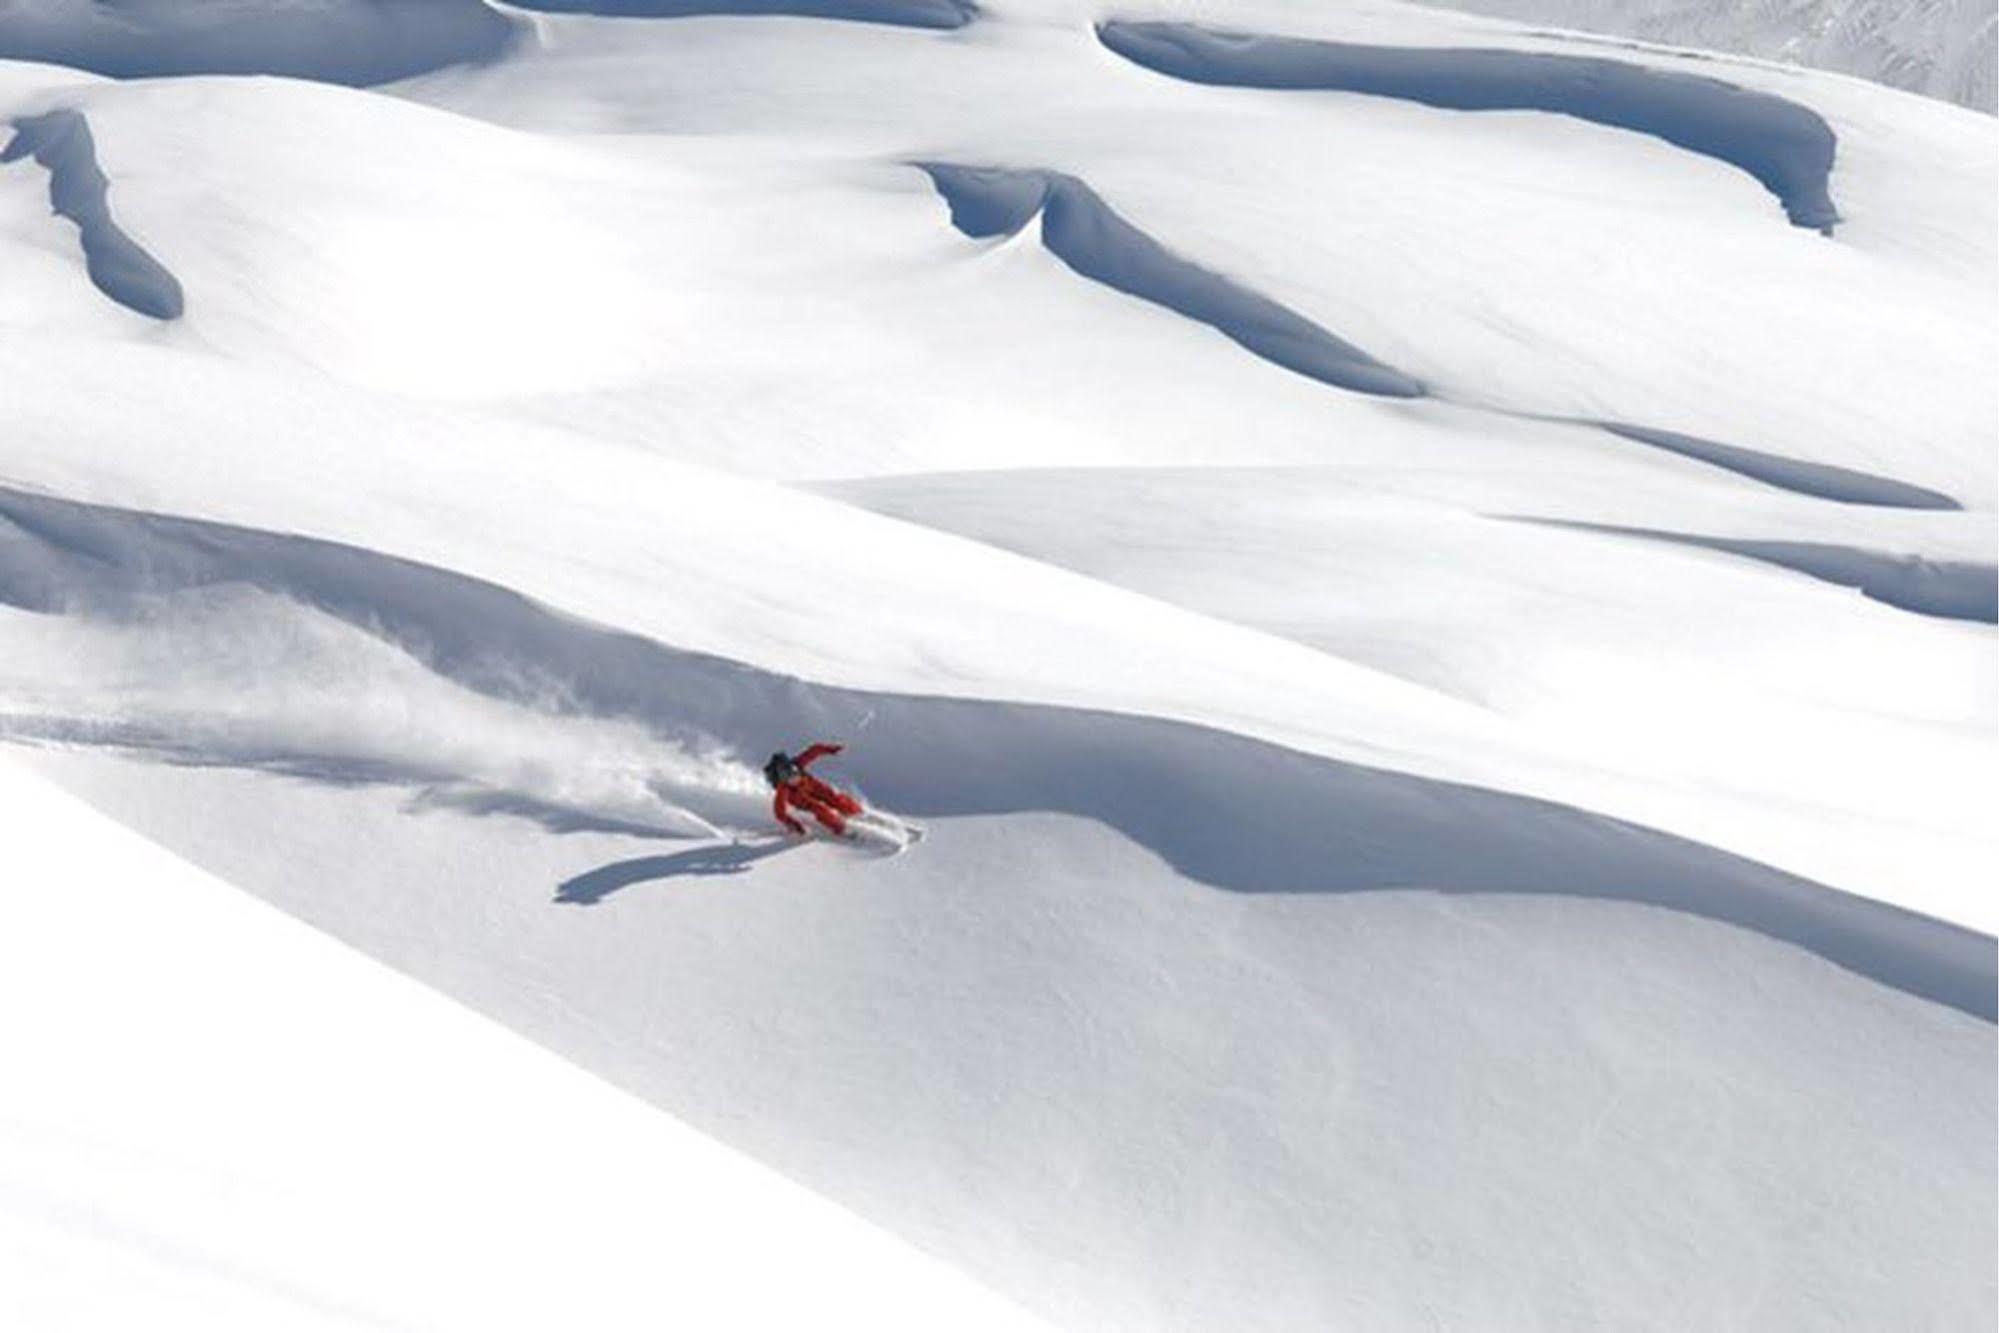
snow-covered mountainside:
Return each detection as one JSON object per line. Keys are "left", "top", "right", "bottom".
{"left": 2, "top": 0, "right": 1994, "bottom": 1328}
{"left": 0, "top": 756, "right": 1045, "bottom": 1333}
{"left": 1401, "top": 0, "right": 1999, "bottom": 113}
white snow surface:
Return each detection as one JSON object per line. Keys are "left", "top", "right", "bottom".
{"left": 1, "top": 0, "right": 1995, "bottom": 1328}
{"left": 0, "top": 755, "right": 1046, "bottom": 1333}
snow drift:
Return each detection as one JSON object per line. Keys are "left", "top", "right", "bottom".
{"left": 1399, "top": 0, "right": 1999, "bottom": 113}
{"left": 0, "top": 0, "right": 519, "bottom": 86}
{"left": 1097, "top": 20, "right": 1842, "bottom": 230}
{"left": 2, "top": 108, "right": 181, "bottom": 319}
{"left": 3, "top": 484, "right": 1988, "bottom": 1018}
{"left": 917, "top": 162, "right": 1426, "bottom": 398}
{"left": 1519, "top": 518, "right": 1999, "bottom": 622}
{"left": 1591, "top": 420, "right": 1964, "bottom": 508}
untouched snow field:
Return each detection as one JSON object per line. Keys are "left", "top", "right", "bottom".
{"left": 1, "top": 0, "right": 1994, "bottom": 1328}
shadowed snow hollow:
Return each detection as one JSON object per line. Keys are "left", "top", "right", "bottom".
{"left": 2, "top": 108, "right": 181, "bottom": 318}
{"left": 0, "top": 0, "right": 520, "bottom": 85}
{"left": 1399, "top": 0, "right": 1999, "bottom": 113}
{"left": 1097, "top": 20, "right": 1842, "bottom": 229}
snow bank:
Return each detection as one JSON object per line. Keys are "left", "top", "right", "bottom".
{"left": 1397, "top": 0, "right": 1998, "bottom": 114}
{"left": 1594, "top": 419, "right": 1963, "bottom": 508}
{"left": 4, "top": 483, "right": 1988, "bottom": 1017}
{"left": 1, "top": 108, "right": 180, "bottom": 319}
{"left": 917, "top": 162, "right": 1426, "bottom": 398}
{"left": 1097, "top": 20, "right": 1841, "bottom": 230}
{"left": 0, "top": 0, "right": 519, "bottom": 86}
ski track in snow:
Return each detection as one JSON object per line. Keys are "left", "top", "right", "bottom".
{"left": 2, "top": 484, "right": 1989, "bottom": 1019}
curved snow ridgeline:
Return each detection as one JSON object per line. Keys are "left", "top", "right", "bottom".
{"left": 1590, "top": 420, "right": 1963, "bottom": 508}
{"left": 914, "top": 159, "right": 1966, "bottom": 502}
{"left": 1098, "top": 20, "right": 1842, "bottom": 230}
{"left": 0, "top": 0, "right": 973, "bottom": 89}
{"left": 917, "top": 163, "right": 1426, "bottom": 398}
{"left": 1516, "top": 518, "right": 1998, "bottom": 623}
{"left": 1, "top": 109, "right": 181, "bottom": 320}
{"left": 0, "top": 0, "right": 520, "bottom": 86}
{"left": 2, "top": 484, "right": 1990, "bottom": 1019}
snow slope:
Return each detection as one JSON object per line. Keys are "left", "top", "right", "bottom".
{"left": 1, "top": 0, "right": 1994, "bottom": 1327}
{"left": 0, "top": 755, "right": 1046, "bottom": 1333}
{"left": 19, "top": 742, "right": 1992, "bottom": 1333}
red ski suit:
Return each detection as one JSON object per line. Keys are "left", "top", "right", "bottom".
{"left": 773, "top": 743, "right": 862, "bottom": 836}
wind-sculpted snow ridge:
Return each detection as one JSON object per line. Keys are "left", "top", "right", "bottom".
{"left": 1518, "top": 518, "right": 1998, "bottom": 623}
{"left": 1097, "top": 21, "right": 1841, "bottom": 231}
{"left": 917, "top": 163, "right": 1426, "bottom": 399}
{"left": 508, "top": 0, "right": 976, "bottom": 29}
{"left": 1, "top": 110, "right": 182, "bottom": 321}
{"left": 1, "top": 485, "right": 1988, "bottom": 1019}
{"left": 0, "top": 0, "right": 519, "bottom": 86}
{"left": 1596, "top": 421, "right": 1963, "bottom": 508}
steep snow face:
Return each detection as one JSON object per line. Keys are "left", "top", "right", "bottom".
{"left": 1096, "top": 20, "right": 1844, "bottom": 229}
{"left": 0, "top": 0, "right": 1994, "bottom": 1327}
{"left": 6, "top": 484, "right": 1989, "bottom": 1015}
{"left": 0, "top": 0, "right": 520, "bottom": 85}
{"left": 27, "top": 750, "right": 1997, "bottom": 1333}
{"left": 0, "top": 756, "right": 1047, "bottom": 1333}
{"left": 1400, "top": 0, "right": 1999, "bottom": 113}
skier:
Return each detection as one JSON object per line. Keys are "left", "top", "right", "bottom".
{"left": 764, "top": 742, "right": 863, "bottom": 838}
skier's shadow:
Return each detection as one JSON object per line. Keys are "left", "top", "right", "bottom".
{"left": 556, "top": 839, "right": 792, "bottom": 905}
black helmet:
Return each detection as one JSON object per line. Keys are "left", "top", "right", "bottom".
{"left": 763, "top": 751, "right": 799, "bottom": 788}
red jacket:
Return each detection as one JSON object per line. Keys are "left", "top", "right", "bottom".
{"left": 773, "top": 743, "right": 861, "bottom": 833}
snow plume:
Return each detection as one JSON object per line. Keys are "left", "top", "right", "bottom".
{"left": 0, "top": 583, "right": 763, "bottom": 840}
